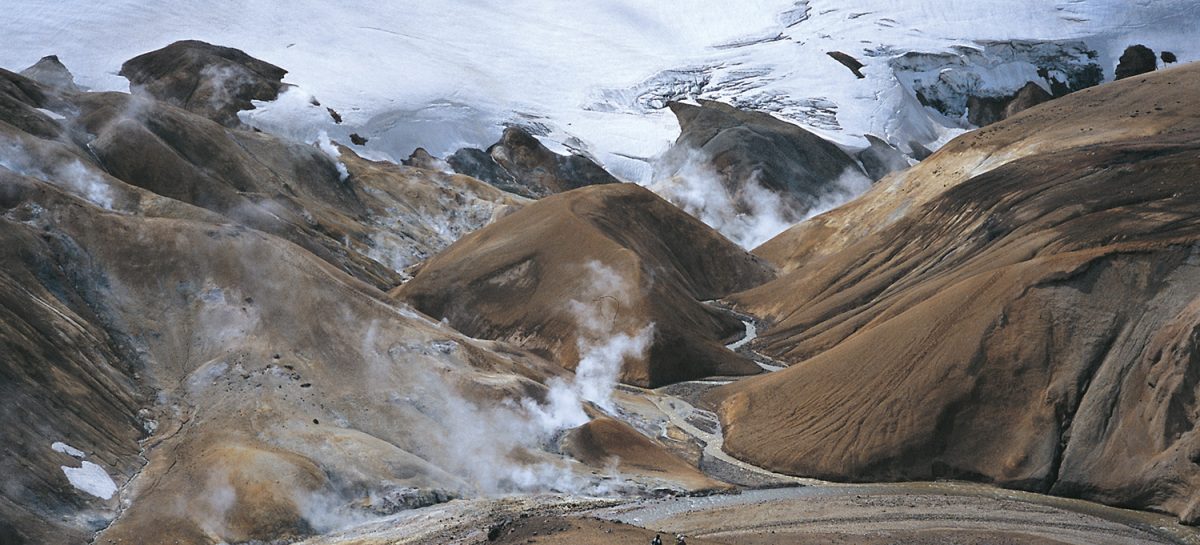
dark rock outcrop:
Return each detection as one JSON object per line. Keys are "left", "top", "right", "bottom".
{"left": 396, "top": 183, "right": 774, "bottom": 387}
{"left": 486, "top": 127, "right": 621, "bottom": 197}
{"left": 0, "top": 67, "right": 63, "bottom": 139}
{"left": 401, "top": 147, "right": 447, "bottom": 170}
{"left": 120, "top": 40, "right": 288, "bottom": 127}
{"left": 857, "top": 134, "right": 911, "bottom": 180}
{"left": 447, "top": 128, "right": 620, "bottom": 198}
{"left": 656, "top": 99, "right": 866, "bottom": 220}
{"left": 967, "top": 81, "right": 1054, "bottom": 127}
{"left": 19, "top": 55, "right": 79, "bottom": 92}
{"left": 827, "top": 51, "right": 865, "bottom": 78}
{"left": 446, "top": 147, "right": 525, "bottom": 196}
{"left": 1115, "top": 44, "right": 1157, "bottom": 80}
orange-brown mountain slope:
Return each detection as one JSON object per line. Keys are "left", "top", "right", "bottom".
{"left": 715, "top": 62, "right": 1200, "bottom": 524}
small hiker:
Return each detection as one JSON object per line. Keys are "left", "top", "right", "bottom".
{"left": 651, "top": 534, "right": 662, "bottom": 545}
{"left": 675, "top": 534, "right": 686, "bottom": 545}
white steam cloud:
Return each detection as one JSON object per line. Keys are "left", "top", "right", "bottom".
{"left": 0, "top": 137, "right": 116, "bottom": 210}
{"left": 526, "top": 261, "right": 654, "bottom": 428}
{"left": 374, "top": 261, "right": 652, "bottom": 497}
{"left": 648, "top": 148, "right": 871, "bottom": 249}
{"left": 315, "top": 130, "right": 350, "bottom": 181}
{"left": 197, "top": 64, "right": 254, "bottom": 113}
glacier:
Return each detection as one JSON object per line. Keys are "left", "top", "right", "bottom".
{"left": 3, "top": 1, "right": 1198, "bottom": 183}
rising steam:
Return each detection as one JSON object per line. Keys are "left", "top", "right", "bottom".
{"left": 648, "top": 148, "right": 871, "bottom": 249}
{"left": 0, "top": 136, "right": 116, "bottom": 209}
{"left": 525, "top": 260, "right": 654, "bottom": 427}
{"left": 402, "top": 261, "right": 652, "bottom": 495}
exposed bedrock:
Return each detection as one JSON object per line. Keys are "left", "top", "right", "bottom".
{"left": 857, "top": 134, "right": 913, "bottom": 181}
{"left": 967, "top": 81, "right": 1054, "bottom": 127}
{"left": 19, "top": 54, "right": 80, "bottom": 93}
{"left": 827, "top": 51, "right": 865, "bottom": 79}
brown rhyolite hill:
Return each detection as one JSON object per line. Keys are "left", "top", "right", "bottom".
{"left": 561, "top": 418, "right": 728, "bottom": 492}
{"left": 0, "top": 165, "right": 565, "bottom": 544}
{"left": 715, "top": 63, "right": 1200, "bottom": 524}
{"left": 755, "top": 60, "right": 1200, "bottom": 274}
{"left": 395, "top": 183, "right": 774, "bottom": 387}
{"left": 0, "top": 61, "right": 535, "bottom": 544}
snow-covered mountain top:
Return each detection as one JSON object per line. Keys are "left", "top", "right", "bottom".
{"left": 4, "top": 1, "right": 1198, "bottom": 181}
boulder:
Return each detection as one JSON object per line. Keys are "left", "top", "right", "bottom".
{"left": 1115, "top": 44, "right": 1157, "bottom": 80}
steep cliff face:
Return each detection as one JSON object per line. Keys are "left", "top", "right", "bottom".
{"left": 715, "top": 63, "right": 1200, "bottom": 524}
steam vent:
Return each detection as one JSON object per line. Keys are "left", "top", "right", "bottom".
{"left": 2, "top": 2, "right": 1200, "bottom": 544}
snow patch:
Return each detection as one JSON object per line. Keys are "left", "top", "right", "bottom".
{"left": 35, "top": 107, "right": 66, "bottom": 120}
{"left": 4, "top": 0, "right": 1199, "bottom": 169}
{"left": 51, "top": 441, "right": 85, "bottom": 458}
{"left": 62, "top": 461, "right": 118, "bottom": 500}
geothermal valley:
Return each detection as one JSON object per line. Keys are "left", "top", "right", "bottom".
{"left": 3, "top": 2, "right": 1200, "bottom": 544}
